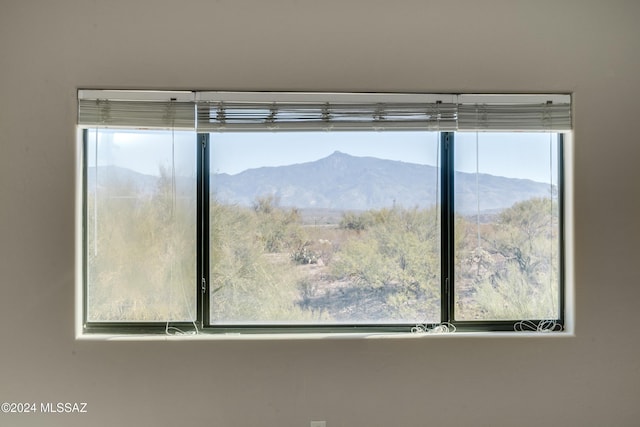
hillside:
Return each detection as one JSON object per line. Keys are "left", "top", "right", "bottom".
{"left": 87, "top": 151, "right": 554, "bottom": 214}
{"left": 213, "top": 151, "right": 553, "bottom": 213}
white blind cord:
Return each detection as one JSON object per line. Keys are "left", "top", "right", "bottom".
{"left": 549, "top": 131, "right": 556, "bottom": 316}
{"left": 94, "top": 128, "right": 99, "bottom": 257}
{"left": 476, "top": 131, "right": 481, "bottom": 251}
{"left": 166, "top": 109, "right": 199, "bottom": 335}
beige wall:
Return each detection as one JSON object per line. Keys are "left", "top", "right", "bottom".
{"left": 1, "top": 1, "right": 639, "bottom": 426}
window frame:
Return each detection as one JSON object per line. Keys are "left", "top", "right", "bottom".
{"left": 79, "top": 128, "right": 202, "bottom": 334}
{"left": 77, "top": 91, "right": 571, "bottom": 336}
{"left": 445, "top": 132, "right": 567, "bottom": 332}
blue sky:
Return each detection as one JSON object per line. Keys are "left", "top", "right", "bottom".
{"left": 211, "top": 131, "right": 558, "bottom": 184}
{"left": 210, "top": 132, "right": 438, "bottom": 174}
{"left": 87, "top": 130, "right": 559, "bottom": 184}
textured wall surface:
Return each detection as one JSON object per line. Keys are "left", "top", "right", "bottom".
{"left": 1, "top": 1, "right": 639, "bottom": 426}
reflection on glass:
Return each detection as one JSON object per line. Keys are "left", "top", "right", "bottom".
{"left": 209, "top": 131, "right": 441, "bottom": 324}
{"left": 86, "top": 130, "right": 197, "bottom": 322}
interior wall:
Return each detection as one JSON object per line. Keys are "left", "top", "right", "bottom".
{"left": 1, "top": 1, "right": 639, "bottom": 426}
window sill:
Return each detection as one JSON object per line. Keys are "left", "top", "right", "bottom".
{"left": 76, "top": 330, "right": 574, "bottom": 341}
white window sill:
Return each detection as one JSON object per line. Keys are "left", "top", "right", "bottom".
{"left": 76, "top": 330, "right": 574, "bottom": 341}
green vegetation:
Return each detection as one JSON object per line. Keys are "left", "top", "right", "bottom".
{"left": 88, "top": 176, "right": 559, "bottom": 324}
{"left": 87, "top": 168, "right": 197, "bottom": 321}
{"left": 455, "top": 198, "right": 559, "bottom": 320}
{"left": 331, "top": 207, "right": 441, "bottom": 321}
{"left": 210, "top": 199, "right": 322, "bottom": 322}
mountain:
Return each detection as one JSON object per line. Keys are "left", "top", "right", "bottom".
{"left": 86, "top": 165, "right": 195, "bottom": 197}
{"left": 213, "top": 151, "right": 554, "bottom": 213}
{"left": 213, "top": 151, "right": 438, "bottom": 211}
{"left": 86, "top": 152, "right": 555, "bottom": 214}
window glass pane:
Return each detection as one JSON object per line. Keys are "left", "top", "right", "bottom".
{"left": 209, "top": 131, "right": 441, "bottom": 324}
{"left": 454, "top": 132, "right": 560, "bottom": 320}
{"left": 86, "top": 129, "right": 197, "bottom": 322}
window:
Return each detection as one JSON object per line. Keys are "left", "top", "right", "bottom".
{"left": 453, "top": 132, "right": 562, "bottom": 323}
{"left": 77, "top": 91, "right": 571, "bottom": 335}
{"left": 208, "top": 130, "right": 442, "bottom": 326}
{"left": 84, "top": 129, "right": 197, "bottom": 322}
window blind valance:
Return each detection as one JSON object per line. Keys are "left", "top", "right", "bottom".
{"left": 457, "top": 94, "right": 572, "bottom": 131}
{"left": 78, "top": 90, "right": 572, "bottom": 131}
{"left": 196, "top": 101, "right": 459, "bottom": 131}
{"left": 78, "top": 90, "right": 195, "bottom": 129}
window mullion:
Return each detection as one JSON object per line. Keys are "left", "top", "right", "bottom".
{"left": 557, "top": 134, "right": 566, "bottom": 327}
{"left": 197, "top": 133, "right": 210, "bottom": 328}
{"left": 440, "top": 132, "right": 455, "bottom": 324}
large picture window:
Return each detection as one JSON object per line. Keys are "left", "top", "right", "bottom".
{"left": 77, "top": 91, "right": 571, "bottom": 335}
{"left": 208, "top": 131, "right": 441, "bottom": 325}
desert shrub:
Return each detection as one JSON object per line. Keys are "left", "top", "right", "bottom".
{"left": 290, "top": 241, "right": 318, "bottom": 265}
{"left": 253, "top": 195, "right": 306, "bottom": 253}
{"left": 456, "top": 198, "right": 559, "bottom": 320}
{"left": 331, "top": 207, "right": 441, "bottom": 320}
{"left": 209, "top": 199, "right": 320, "bottom": 322}
{"left": 473, "top": 264, "right": 558, "bottom": 319}
{"left": 339, "top": 211, "right": 373, "bottom": 231}
{"left": 87, "top": 168, "right": 197, "bottom": 321}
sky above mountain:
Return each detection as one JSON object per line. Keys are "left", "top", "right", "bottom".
{"left": 85, "top": 129, "right": 559, "bottom": 185}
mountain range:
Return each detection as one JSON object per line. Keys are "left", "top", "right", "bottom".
{"left": 213, "top": 151, "right": 553, "bottom": 214}
{"left": 88, "top": 151, "right": 554, "bottom": 214}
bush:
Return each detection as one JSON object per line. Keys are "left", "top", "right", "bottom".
{"left": 339, "top": 211, "right": 372, "bottom": 231}
{"left": 210, "top": 199, "right": 321, "bottom": 322}
{"left": 331, "top": 207, "right": 441, "bottom": 319}
{"left": 455, "top": 198, "right": 559, "bottom": 320}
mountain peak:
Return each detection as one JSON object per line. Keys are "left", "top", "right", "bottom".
{"left": 319, "top": 150, "right": 356, "bottom": 170}
{"left": 327, "top": 150, "right": 352, "bottom": 159}
{"left": 212, "top": 153, "right": 552, "bottom": 212}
